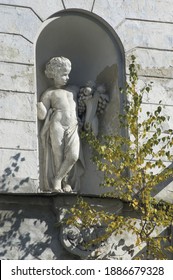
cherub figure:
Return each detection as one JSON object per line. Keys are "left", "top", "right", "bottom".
{"left": 37, "top": 57, "right": 81, "bottom": 193}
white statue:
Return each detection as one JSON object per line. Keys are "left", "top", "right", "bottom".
{"left": 37, "top": 57, "right": 82, "bottom": 193}
{"left": 78, "top": 81, "right": 109, "bottom": 136}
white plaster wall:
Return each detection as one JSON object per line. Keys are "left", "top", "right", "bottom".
{"left": 0, "top": 0, "right": 172, "bottom": 199}
{"left": 0, "top": 0, "right": 172, "bottom": 261}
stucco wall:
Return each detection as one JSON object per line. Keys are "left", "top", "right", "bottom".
{"left": 0, "top": 0, "right": 173, "bottom": 195}
{"left": 0, "top": 0, "right": 173, "bottom": 259}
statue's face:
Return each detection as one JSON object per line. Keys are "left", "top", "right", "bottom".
{"left": 53, "top": 66, "right": 71, "bottom": 87}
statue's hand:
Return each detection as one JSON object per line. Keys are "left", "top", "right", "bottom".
{"left": 37, "top": 102, "right": 47, "bottom": 120}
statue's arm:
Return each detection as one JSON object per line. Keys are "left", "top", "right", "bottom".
{"left": 37, "top": 89, "right": 51, "bottom": 120}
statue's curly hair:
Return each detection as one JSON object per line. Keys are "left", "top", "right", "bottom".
{"left": 45, "top": 57, "right": 71, "bottom": 79}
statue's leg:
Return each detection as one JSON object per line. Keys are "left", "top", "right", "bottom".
{"left": 50, "top": 124, "right": 64, "bottom": 192}
{"left": 54, "top": 125, "right": 80, "bottom": 192}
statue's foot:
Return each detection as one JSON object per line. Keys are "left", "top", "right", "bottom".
{"left": 53, "top": 188, "right": 63, "bottom": 193}
{"left": 53, "top": 178, "right": 63, "bottom": 193}
{"left": 63, "top": 184, "right": 73, "bottom": 193}
{"left": 42, "top": 186, "right": 50, "bottom": 192}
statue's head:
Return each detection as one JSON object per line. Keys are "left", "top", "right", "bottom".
{"left": 45, "top": 57, "right": 71, "bottom": 87}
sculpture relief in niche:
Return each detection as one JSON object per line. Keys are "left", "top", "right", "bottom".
{"left": 37, "top": 57, "right": 109, "bottom": 193}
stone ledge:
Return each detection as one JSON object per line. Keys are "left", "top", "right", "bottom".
{"left": 0, "top": 192, "right": 124, "bottom": 210}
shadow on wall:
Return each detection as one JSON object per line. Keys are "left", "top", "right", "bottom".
{"left": 115, "top": 239, "right": 135, "bottom": 258}
{"left": 95, "top": 237, "right": 135, "bottom": 260}
{"left": 0, "top": 153, "right": 30, "bottom": 192}
{"left": 152, "top": 162, "right": 173, "bottom": 197}
{"left": 0, "top": 204, "right": 59, "bottom": 259}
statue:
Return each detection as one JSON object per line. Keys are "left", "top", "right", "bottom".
{"left": 37, "top": 57, "right": 82, "bottom": 193}
{"left": 78, "top": 81, "right": 109, "bottom": 136}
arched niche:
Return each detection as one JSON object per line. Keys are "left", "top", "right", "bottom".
{"left": 35, "top": 9, "right": 125, "bottom": 195}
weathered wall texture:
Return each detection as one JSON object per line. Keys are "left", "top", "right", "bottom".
{"left": 0, "top": 0, "right": 173, "bottom": 259}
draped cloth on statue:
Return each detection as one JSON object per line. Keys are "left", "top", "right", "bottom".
{"left": 40, "top": 108, "right": 85, "bottom": 192}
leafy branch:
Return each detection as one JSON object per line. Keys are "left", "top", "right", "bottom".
{"left": 65, "top": 55, "right": 173, "bottom": 259}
